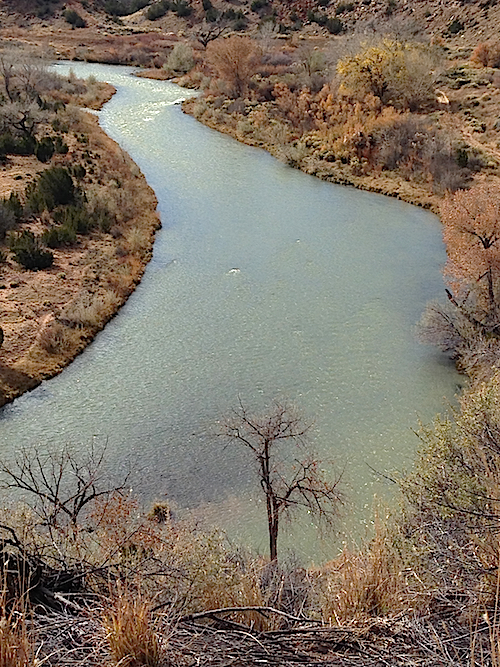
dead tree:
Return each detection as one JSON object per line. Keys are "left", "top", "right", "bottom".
{"left": 220, "top": 400, "right": 344, "bottom": 561}
{"left": 0, "top": 441, "right": 129, "bottom": 529}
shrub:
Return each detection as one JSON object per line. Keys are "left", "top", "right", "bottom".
{"left": 105, "top": 0, "right": 149, "bottom": 15}
{"left": 146, "top": 0, "right": 170, "bottom": 20}
{"left": 206, "top": 36, "right": 262, "bottom": 98}
{"left": 35, "top": 137, "right": 55, "bottom": 163}
{"left": 172, "top": 0, "right": 192, "bottom": 17}
{"left": 0, "top": 133, "right": 36, "bottom": 157}
{"left": 54, "top": 136, "right": 69, "bottom": 154}
{"left": 5, "top": 193, "right": 23, "bottom": 222}
{"left": 26, "top": 167, "right": 76, "bottom": 212}
{"left": 63, "top": 8, "right": 87, "bottom": 27}
{"left": 251, "top": 0, "right": 268, "bottom": 10}
{"left": 326, "top": 17, "right": 343, "bottom": 33}
{"left": 337, "top": 39, "right": 436, "bottom": 110}
{"left": 471, "top": 41, "right": 500, "bottom": 68}
{"left": 0, "top": 201, "right": 15, "bottom": 240}
{"left": 336, "top": 1, "right": 354, "bottom": 13}
{"left": 71, "top": 164, "right": 87, "bottom": 179}
{"left": 41, "top": 224, "right": 77, "bottom": 248}
{"left": 8, "top": 230, "right": 54, "bottom": 270}
{"left": 53, "top": 205, "right": 93, "bottom": 235}
{"left": 448, "top": 19, "right": 464, "bottom": 35}
{"left": 166, "top": 43, "right": 195, "bottom": 74}
{"left": 37, "top": 320, "right": 71, "bottom": 354}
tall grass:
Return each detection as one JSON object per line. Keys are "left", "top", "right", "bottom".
{"left": 103, "top": 591, "right": 162, "bottom": 667}
{"left": 0, "top": 569, "right": 35, "bottom": 667}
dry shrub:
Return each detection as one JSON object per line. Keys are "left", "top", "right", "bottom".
{"left": 206, "top": 36, "right": 262, "bottom": 98}
{"left": 471, "top": 42, "right": 500, "bottom": 68}
{"left": 62, "top": 290, "right": 121, "bottom": 329}
{"left": 103, "top": 591, "right": 162, "bottom": 667}
{"left": 126, "top": 228, "right": 150, "bottom": 256}
{"left": 318, "top": 522, "right": 404, "bottom": 623}
{"left": 0, "top": 570, "right": 34, "bottom": 667}
{"left": 36, "top": 319, "right": 72, "bottom": 355}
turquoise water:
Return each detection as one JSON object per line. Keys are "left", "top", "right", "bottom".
{"left": 0, "top": 63, "right": 459, "bottom": 560}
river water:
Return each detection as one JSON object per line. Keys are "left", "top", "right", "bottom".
{"left": 0, "top": 63, "right": 460, "bottom": 560}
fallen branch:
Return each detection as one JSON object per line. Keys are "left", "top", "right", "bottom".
{"left": 180, "top": 606, "right": 321, "bottom": 625}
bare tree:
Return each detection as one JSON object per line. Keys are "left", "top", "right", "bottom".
{"left": 0, "top": 55, "right": 16, "bottom": 102}
{"left": 195, "top": 19, "right": 230, "bottom": 48}
{"left": 219, "top": 400, "right": 344, "bottom": 561}
{"left": 0, "top": 442, "right": 129, "bottom": 529}
{"left": 206, "top": 36, "right": 262, "bottom": 98}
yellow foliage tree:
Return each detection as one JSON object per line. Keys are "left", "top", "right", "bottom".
{"left": 336, "top": 39, "right": 436, "bottom": 111}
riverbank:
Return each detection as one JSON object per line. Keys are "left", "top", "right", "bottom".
{"left": 0, "top": 78, "right": 160, "bottom": 407}
{"left": 182, "top": 95, "right": 445, "bottom": 213}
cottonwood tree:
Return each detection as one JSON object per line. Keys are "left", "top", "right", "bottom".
{"left": 442, "top": 185, "right": 500, "bottom": 329}
{"left": 418, "top": 185, "right": 500, "bottom": 371}
{"left": 219, "top": 400, "right": 344, "bottom": 561}
{"left": 206, "top": 36, "right": 262, "bottom": 98}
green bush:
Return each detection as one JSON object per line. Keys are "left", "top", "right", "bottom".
{"left": 71, "top": 164, "right": 87, "bottom": 179}
{"left": 251, "top": 0, "right": 268, "bottom": 11}
{"left": 54, "top": 136, "right": 69, "bottom": 154}
{"left": 8, "top": 230, "right": 54, "bottom": 270}
{"left": 326, "top": 17, "right": 343, "bottom": 33}
{"left": 42, "top": 224, "right": 77, "bottom": 248}
{"left": 146, "top": 0, "right": 170, "bottom": 20}
{"left": 4, "top": 193, "right": 23, "bottom": 222}
{"left": 35, "top": 137, "right": 55, "bottom": 163}
{"left": 205, "top": 7, "right": 218, "bottom": 21}
{"left": 26, "top": 167, "right": 76, "bottom": 213}
{"left": 172, "top": 0, "right": 192, "bottom": 16}
{"left": 0, "top": 201, "right": 16, "bottom": 240}
{"left": 0, "top": 133, "right": 36, "bottom": 157}
{"left": 448, "top": 19, "right": 464, "bottom": 34}
{"left": 63, "top": 8, "right": 87, "bottom": 27}
{"left": 105, "top": 0, "right": 149, "bottom": 14}
{"left": 53, "top": 205, "right": 93, "bottom": 235}
{"left": 336, "top": 1, "right": 354, "bottom": 13}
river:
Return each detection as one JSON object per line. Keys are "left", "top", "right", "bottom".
{"left": 0, "top": 63, "right": 460, "bottom": 560}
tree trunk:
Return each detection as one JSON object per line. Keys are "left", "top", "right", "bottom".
{"left": 488, "top": 267, "right": 496, "bottom": 316}
{"left": 269, "top": 517, "right": 278, "bottom": 561}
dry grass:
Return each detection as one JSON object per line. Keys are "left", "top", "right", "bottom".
{"left": 62, "top": 290, "right": 122, "bottom": 329}
{"left": 318, "top": 521, "right": 406, "bottom": 624}
{"left": 103, "top": 591, "right": 163, "bottom": 667}
{"left": 35, "top": 319, "right": 72, "bottom": 355}
{"left": 0, "top": 570, "right": 35, "bottom": 667}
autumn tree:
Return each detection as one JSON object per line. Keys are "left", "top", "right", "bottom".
{"left": 206, "top": 36, "right": 262, "bottom": 98}
{"left": 442, "top": 185, "right": 500, "bottom": 329}
{"left": 219, "top": 400, "right": 343, "bottom": 561}
{"left": 336, "top": 39, "right": 436, "bottom": 111}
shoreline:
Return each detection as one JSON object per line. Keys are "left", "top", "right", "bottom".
{"left": 181, "top": 97, "right": 444, "bottom": 215}
{"left": 0, "top": 86, "right": 161, "bottom": 408}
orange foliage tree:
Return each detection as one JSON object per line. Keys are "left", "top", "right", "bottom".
{"left": 206, "top": 36, "right": 262, "bottom": 98}
{"left": 442, "top": 185, "right": 500, "bottom": 328}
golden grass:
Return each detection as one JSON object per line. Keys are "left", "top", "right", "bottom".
{"left": 0, "top": 570, "right": 35, "bottom": 667}
{"left": 62, "top": 290, "right": 122, "bottom": 329}
{"left": 103, "top": 591, "right": 162, "bottom": 667}
{"left": 319, "top": 521, "right": 405, "bottom": 624}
